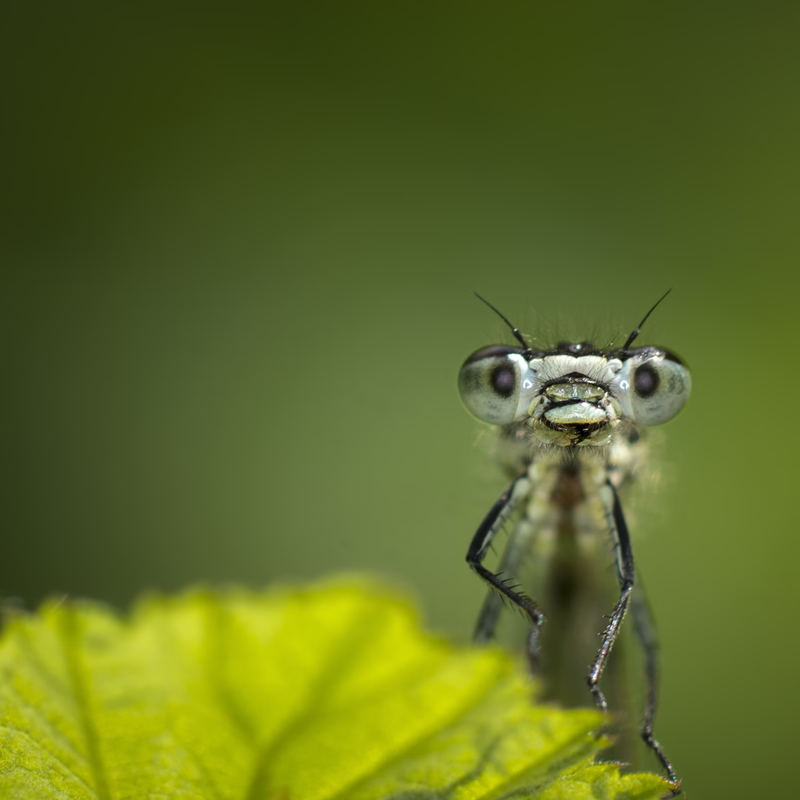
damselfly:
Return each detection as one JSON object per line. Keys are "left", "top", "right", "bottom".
{"left": 458, "top": 292, "right": 689, "bottom": 796}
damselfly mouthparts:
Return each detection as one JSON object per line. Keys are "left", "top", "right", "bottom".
{"left": 459, "top": 292, "right": 689, "bottom": 796}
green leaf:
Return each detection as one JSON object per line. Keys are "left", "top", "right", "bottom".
{"left": 0, "top": 579, "right": 671, "bottom": 800}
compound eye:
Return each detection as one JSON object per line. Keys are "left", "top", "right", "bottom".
{"left": 458, "top": 346, "right": 532, "bottom": 424}
{"left": 627, "top": 351, "right": 691, "bottom": 425}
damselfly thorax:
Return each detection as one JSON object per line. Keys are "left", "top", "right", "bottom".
{"left": 481, "top": 427, "right": 644, "bottom": 709}
{"left": 458, "top": 294, "right": 690, "bottom": 797}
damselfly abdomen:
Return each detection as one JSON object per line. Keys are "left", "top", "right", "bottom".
{"left": 458, "top": 293, "right": 689, "bottom": 796}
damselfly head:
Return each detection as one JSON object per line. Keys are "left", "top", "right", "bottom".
{"left": 458, "top": 295, "right": 691, "bottom": 448}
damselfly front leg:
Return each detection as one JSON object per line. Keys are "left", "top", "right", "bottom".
{"left": 465, "top": 474, "right": 547, "bottom": 666}
{"left": 587, "top": 479, "right": 635, "bottom": 711}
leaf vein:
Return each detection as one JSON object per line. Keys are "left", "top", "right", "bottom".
{"left": 0, "top": 722, "right": 96, "bottom": 797}
{"left": 1, "top": 675, "right": 87, "bottom": 763}
{"left": 323, "top": 672, "right": 505, "bottom": 800}
{"left": 472, "top": 726, "right": 599, "bottom": 800}
{"left": 241, "top": 605, "right": 394, "bottom": 800}
{"left": 59, "top": 608, "right": 112, "bottom": 800}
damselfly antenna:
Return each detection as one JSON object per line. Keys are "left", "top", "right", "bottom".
{"left": 473, "top": 292, "right": 533, "bottom": 356}
{"left": 621, "top": 288, "right": 672, "bottom": 350}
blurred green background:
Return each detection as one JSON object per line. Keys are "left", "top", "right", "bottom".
{"left": 4, "top": 3, "right": 799, "bottom": 797}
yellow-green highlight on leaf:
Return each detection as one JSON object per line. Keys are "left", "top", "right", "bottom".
{"left": 0, "top": 579, "right": 672, "bottom": 800}
{"left": 517, "top": 764, "right": 672, "bottom": 800}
